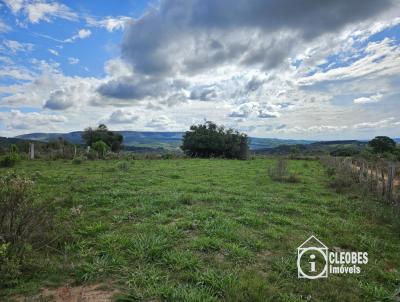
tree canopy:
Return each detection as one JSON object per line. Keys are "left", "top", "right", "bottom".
{"left": 368, "top": 136, "right": 396, "bottom": 154}
{"left": 181, "top": 121, "right": 249, "bottom": 159}
{"left": 82, "top": 124, "right": 123, "bottom": 152}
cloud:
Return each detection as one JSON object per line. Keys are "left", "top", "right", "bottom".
{"left": 2, "top": 39, "right": 34, "bottom": 54}
{"left": 228, "top": 103, "right": 257, "bottom": 118}
{"left": 107, "top": 109, "right": 139, "bottom": 123}
{"left": 298, "top": 38, "right": 400, "bottom": 86}
{"left": 189, "top": 86, "right": 217, "bottom": 101}
{"left": 3, "top": 0, "right": 25, "bottom": 14}
{"left": 121, "top": 0, "right": 393, "bottom": 77}
{"left": 86, "top": 16, "right": 132, "bottom": 32}
{"left": 0, "top": 109, "right": 67, "bottom": 130}
{"left": 353, "top": 93, "right": 383, "bottom": 104}
{"left": 353, "top": 117, "right": 397, "bottom": 129}
{"left": 64, "top": 29, "right": 91, "bottom": 43}
{"left": 228, "top": 102, "right": 280, "bottom": 119}
{"left": 4, "top": 0, "right": 78, "bottom": 24}
{"left": 145, "top": 115, "right": 178, "bottom": 130}
{"left": 48, "top": 48, "right": 59, "bottom": 56}
{"left": 68, "top": 57, "right": 79, "bottom": 64}
{"left": 0, "top": 65, "right": 35, "bottom": 80}
{"left": 97, "top": 72, "right": 188, "bottom": 103}
{"left": 44, "top": 89, "right": 75, "bottom": 110}
{"left": 258, "top": 110, "right": 280, "bottom": 118}
{"left": 245, "top": 76, "right": 264, "bottom": 92}
{"left": 0, "top": 19, "right": 11, "bottom": 32}
{"left": 97, "top": 76, "right": 168, "bottom": 100}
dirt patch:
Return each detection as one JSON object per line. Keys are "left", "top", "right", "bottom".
{"left": 17, "top": 283, "right": 117, "bottom": 302}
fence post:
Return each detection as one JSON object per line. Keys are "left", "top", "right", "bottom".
{"left": 29, "top": 142, "right": 35, "bottom": 160}
{"left": 386, "top": 163, "right": 395, "bottom": 203}
{"left": 358, "top": 161, "right": 363, "bottom": 183}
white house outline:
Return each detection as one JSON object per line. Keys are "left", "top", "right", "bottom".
{"left": 298, "top": 235, "right": 328, "bottom": 249}
{"left": 297, "top": 235, "right": 328, "bottom": 279}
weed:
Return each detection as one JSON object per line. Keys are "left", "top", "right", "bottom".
{"left": 117, "top": 161, "right": 130, "bottom": 171}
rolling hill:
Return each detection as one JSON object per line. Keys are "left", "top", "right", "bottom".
{"left": 12, "top": 132, "right": 399, "bottom": 153}
{"left": 15, "top": 131, "right": 315, "bottom": 151}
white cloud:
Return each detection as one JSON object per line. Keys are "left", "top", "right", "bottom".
{"left": 3, "top": 0, "right": 24, "bottom": 14}
{"left": 146, "top": 115, "right": 179, "bottom": 130}
{"left": 86, "top": 16, "right": 132, "bottom": 32}
{"left": 298, "top": 38, "right": 400, "bottom": 86}
{"left": 0, "top": 110, "right": 67, "bottom": 130}
{"left": 107, "top": 109, "right": 139, "bottom": 124}
{"left": 229, "top": 102, "right": 281, "bottom": 119}
{"left": 2, "top": 39, "right": 34, "bottom": 54}
{"left": 0, "top": 65, "right": 35, "bottom": 80}
{"left": 353, "top": 93, "right": 383, "bottom": 104}
{"left": 353, "top": 117, "right": 397, "bottom": 130}
{"left": 0, "top": 19, "right": 11, "bottom": 32}
{"left": 4, "top": 0, "right": 78, "bottom": 24}
{"left": 64, "top": 29, "right": 91, "bottom": 43}
{"left": 48, "top": 48, "right": 59, "bottom": 56}
{"left": 68, "top": 57, "right": 79, "bottom": 64}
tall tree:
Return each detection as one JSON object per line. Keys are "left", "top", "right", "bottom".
{"left": 368, "top": 136, "right": 396, "bottom": 153}
{"left": 82, "top": 124, "right": 123, "bottom": 152}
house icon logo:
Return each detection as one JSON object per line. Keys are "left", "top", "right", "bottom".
{"left": 297, "top": 235, "right": 328, "bottom": 279}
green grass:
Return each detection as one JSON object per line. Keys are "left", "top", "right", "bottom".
{"left": 1, "top": 158, "right": 400, "bottom": 301}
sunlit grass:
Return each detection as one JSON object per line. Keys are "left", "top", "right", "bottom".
{"left": 1, "top": 158, "right": 399, "bottom": 301}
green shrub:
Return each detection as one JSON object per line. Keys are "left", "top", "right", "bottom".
{"left": 161, "top": 153, "right": 175, "bottom": 160}
{"left": 329, "top": 175, "right": 353, "bottom": 193}
{"left": 326, "top": 167, "right": 336, "bottom": 177}
{"left": 0, "top": 173, "right": 70, "bottom": 288}
{"left": 71, "top": 157, "right": 84, "bottom": 165}
{"left": 117, "top": 161, "right": 129, "bottom": 171}
{"left": 9, "top": 144, "right": 19, "bottom": 154}
{"left": 0, "top": 153, "right": 19, "bottom": 168}
{"left": 268, "top": 158, "right": 288, "bottom": 181}
{"left": 87, "top": 149, "right": 98, "bottom": 160}
{"left": 92, "top": 140, "right": 110, "bottom": 158}
{"left": 268, "top": 158, "right": 300, "bottom": 183}
{"left": 287, "top": 174, "right": 301, "bottom": 183}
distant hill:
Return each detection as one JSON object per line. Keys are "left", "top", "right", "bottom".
{"left": 15, "top": 131, "right": 315, "bottom": 151}
{"left": 0, "top": 136, "right": 47, "bottom": 153}
{"left": 13, "top": 132, "right": 399, "bottom": 152}
{"left": 255, "top": 140, "right": 368, "bottom": 155}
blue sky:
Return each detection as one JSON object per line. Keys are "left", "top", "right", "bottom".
{"left": 0, "top": 0, "right": 399, "bottom": 139}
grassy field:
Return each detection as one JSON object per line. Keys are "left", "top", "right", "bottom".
{"left": 1, "top": 158, "right": 400, "bottom": 301}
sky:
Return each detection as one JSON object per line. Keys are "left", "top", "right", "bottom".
{"left": 0, "top": 0, "right": 399, "bottom": 140}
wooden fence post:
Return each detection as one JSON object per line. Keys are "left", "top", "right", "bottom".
{"left": 29, "top": 142, "right": 35, "bottom": 160}
{"left": 386, "top": 163, "right": 395, "bottom": 203}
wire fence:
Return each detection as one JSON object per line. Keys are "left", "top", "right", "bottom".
{"left": 321, "top": 156, "right": 400, "bottom": 208}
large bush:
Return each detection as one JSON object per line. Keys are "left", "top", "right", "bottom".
{"left": 92, "top": 140, "right": 110, "bottom": 158}
{"left": 82, "top": 124, "right": 123, "bottom": 152}
{"left": 0, "top": 153, "right": 19, "bottom": 168}
{"left": 0, "top": 145, "right": 20, "bottom": 168}
{"left": 0, "top": 173, "right": 69, "bottom": 288}
{"left": 181, "top": 121, "right": 249, "bottom": 159}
